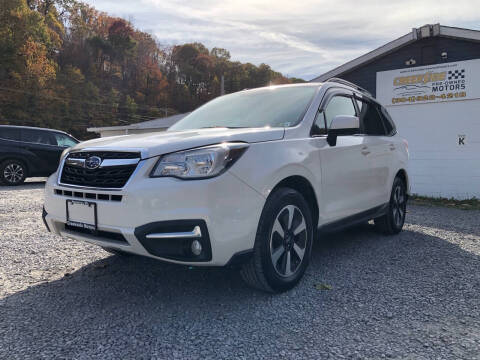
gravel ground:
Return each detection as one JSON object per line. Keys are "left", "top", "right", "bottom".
{"left": 1, "top": 181, "right": 479, "bottom": 359}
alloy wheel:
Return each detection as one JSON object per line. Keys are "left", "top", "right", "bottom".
{"left": 3, "top": 163, "right": 24, "bottom": 184}
{"left": 392, "top": 183, "right": 406, "bottom": 227}
{"left": 269, "top": 205, "right": 307, "bottom": 277}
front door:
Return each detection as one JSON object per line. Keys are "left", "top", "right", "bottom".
{"left": 315, "top": 93, "right": 372, "bottom": 223}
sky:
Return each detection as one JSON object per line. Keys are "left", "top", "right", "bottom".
{"left": 83, "top": 0, "right": 480, "bottom": 80}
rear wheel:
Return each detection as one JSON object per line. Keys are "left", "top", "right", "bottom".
{"left": 374, "top": 176, "right": 407, "bottom": 234}
{"left": 1, "top": 160, "right": 27, "bottom": 186}
{"left": 240, "top": 188, "right": 314, "bottom": 292}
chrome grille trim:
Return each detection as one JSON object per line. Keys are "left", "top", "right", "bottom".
{"left": 65, "top": 158, "right": 140, "bottom": 168}
{"left": 57, "top": 150, "right": 146, "bottom": 190}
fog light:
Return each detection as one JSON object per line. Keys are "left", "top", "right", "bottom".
{"left": 191, "top": 240, "right": 202, "bottom": 256}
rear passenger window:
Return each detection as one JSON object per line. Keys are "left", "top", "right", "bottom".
{"left": 379, "top": 106, "right": 396, "bottom": 135}
{"left": 0, "top": 127, "right": 21, "bottom": 141}
{"left": 356, "top": 99, "right": 386, "bottom": 135}
{"left": 22, "top": 129, "right": 56, "bottom": 145}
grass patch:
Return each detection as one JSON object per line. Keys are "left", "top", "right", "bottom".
{"left": 410, "top": 194, "right": 480, "bottom": 210}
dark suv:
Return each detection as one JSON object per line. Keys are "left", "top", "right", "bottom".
{"left": 0, "top": 125, "right": 79, "bottom": 185}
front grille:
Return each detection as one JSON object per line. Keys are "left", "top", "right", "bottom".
{"left": 60, "top": 151, "right": 140, "bottom": 188}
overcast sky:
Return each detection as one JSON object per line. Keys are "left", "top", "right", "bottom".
{"left": 84, "top": 0, "right": 480, "bottom": 80}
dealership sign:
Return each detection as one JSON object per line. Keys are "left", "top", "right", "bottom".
{"left": 376, "top": 59, "right": 480, "bottom": 106}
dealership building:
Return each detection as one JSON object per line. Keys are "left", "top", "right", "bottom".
{"left": 313, "top": 24, "right": 480, "bottom": 199}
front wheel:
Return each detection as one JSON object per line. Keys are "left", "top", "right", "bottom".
{"left": 240, "top": 188, "right": 314, "bottom": 292}
{"left": 374, "top": 176, "right": 407, "bottom": 234}
{"left": 0, "top": 160, "right": 27, "bottom": 186}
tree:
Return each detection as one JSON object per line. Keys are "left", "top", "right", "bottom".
{"left": 0, "top": 0, "right": 304, "bottom": 138}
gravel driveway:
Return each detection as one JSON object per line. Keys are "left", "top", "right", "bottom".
{"left": 1, "top": 182, "right": 479, "bottom": 359}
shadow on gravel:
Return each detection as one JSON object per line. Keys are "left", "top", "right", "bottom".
{"left": 1, "top": 223, "right": 479, "bottom": 358}
{"left": 0, "top": 181, "right": 45, "bottom": 191}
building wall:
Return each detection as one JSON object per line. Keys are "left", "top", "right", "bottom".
{"left": 371, "top": 57, "right": 480, "bottom": 199}
{"left": 338, "top": 37, "right": 480, "bottom": 96}
{"left": 389, "top": 100, "right": 480, "bottom": 199}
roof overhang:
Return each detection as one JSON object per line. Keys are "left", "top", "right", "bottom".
{"left": 311, "top": 24, "right": 480, "bottom": 82}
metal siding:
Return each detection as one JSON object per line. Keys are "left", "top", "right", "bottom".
{"left": 337, "top": 37, "right": 480, "bottom": 97}
{"left": 388, "top": 100, "right": 480, "bottom": 199}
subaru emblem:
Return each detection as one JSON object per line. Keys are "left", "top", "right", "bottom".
{"left": 85, "top": 156, "right": 102, "bottom": 170}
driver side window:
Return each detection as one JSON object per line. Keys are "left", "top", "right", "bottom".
{"left": 324, "top": 96, "right": 356, "bottom": 128}
{"left": 312, "top": 95, "right": 357, "bottom": 136}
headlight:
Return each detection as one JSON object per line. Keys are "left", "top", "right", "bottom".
{"left": 150, "top": 142, "right": 249, "bottom": 179}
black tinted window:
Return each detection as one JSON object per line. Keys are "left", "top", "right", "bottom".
{"left": 0, "top": 127, "right": 21, "bottom": 141}
{"left": 22, "top": 129, "right": 56, "bottom": 145}
{"left": 356, "top": 99, "right": 386, "bottom": 135}
{"left": 312, "top": 112, "right": 326, "bottom": 135}
{"left": 379, "top": 106, "right": 396, "bottom": 135}
{"left": 324, "top": 96, "right": 356, "bottom": 128}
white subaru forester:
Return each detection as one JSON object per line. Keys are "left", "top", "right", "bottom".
{"left": 43, "top": 79, "right": 409, "bottom": 292}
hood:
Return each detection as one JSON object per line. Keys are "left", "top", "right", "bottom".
{"left": 72, "top": 127, "right": 284, "bottom": 158}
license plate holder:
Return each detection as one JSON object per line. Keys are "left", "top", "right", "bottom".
{"left": 66, "top": 200, "right": 97, "bottom": 231}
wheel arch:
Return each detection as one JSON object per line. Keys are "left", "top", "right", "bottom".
{"left": 270, "top": 175, "right": 319, "bottom": 228}
{"left": 395, "top": 168, "right": 409, "bottom": 194}
{"left": 0, "top": 156, "right": 30, "bottom": 175}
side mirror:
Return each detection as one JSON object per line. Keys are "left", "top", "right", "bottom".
{"left": 327, "top": 115, "right": 359, "bottom": 146}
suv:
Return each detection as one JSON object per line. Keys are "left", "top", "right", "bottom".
{"left": 43, "top": 80, "right": 409, "bottom": 292}
{"left": 0, "top": 125, "right": 78, "bottom": 185}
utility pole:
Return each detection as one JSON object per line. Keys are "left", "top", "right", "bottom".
{"left": 220, "top": 75, "right": 225, "bottom": 96}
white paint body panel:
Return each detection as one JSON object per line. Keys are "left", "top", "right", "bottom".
{"left": 44, "top": 83, "right": 409, "bottom": 266}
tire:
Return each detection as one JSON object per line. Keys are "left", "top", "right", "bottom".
{"left": 102, "top": 247, "right": 132, "bottom": 257}
{"left": 0, "top": 160, "right": 27, "bottom": 186}
{"left": 240, "top": 187, "right": 314, "bottom": 293}
{"left": 374, "top": 176, "right": 407, "bottom": 234}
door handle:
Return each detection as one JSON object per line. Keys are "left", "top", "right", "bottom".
{"left": 361, "top": 146, "right": 370, "bottom": 156}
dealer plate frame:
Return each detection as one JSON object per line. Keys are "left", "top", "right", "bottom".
{"left": 65, "top": 200, "right": 98, "bottom": 232}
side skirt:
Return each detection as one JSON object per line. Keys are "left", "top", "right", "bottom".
{"left": 318, "top": 203, "right": 389, "bottom": 234}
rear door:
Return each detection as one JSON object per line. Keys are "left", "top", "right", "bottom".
{"left": 316, "top": 91, "right": 372, "bottom": 222}
{"left": 21, "top": 129, "right": 62, "bottom": 175}
{"left": 354, "top": 97, "right": 393, "bottom": 206}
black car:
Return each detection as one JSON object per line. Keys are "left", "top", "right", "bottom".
{"left": 0, "top": 125, "right": 79, "bottom": 185}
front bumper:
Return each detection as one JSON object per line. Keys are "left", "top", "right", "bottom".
{"left": 43, "top": 157, "right": 266, "bottom": 266}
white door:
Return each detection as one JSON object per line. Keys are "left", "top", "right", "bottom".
{"left": 315, "top": 94, "right": 372, "bottom": 223}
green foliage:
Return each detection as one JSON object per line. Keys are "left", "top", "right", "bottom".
{"left": 410, "top": 195, "right": 480, "bottom": 210}
{"left": 0, "top": 0, "right": 305, "bottom": 139}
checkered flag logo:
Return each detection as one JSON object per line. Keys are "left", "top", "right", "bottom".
{"left": 448, "top": 69, "right": 465, "bottom": 80}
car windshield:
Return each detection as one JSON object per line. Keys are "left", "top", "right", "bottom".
{"left": 169, "top": 86, "right": 317, "bottom": 131}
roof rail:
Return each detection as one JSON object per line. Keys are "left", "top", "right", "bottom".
{"left": 325, "top": 78, "right": 372, "bottom": 97}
